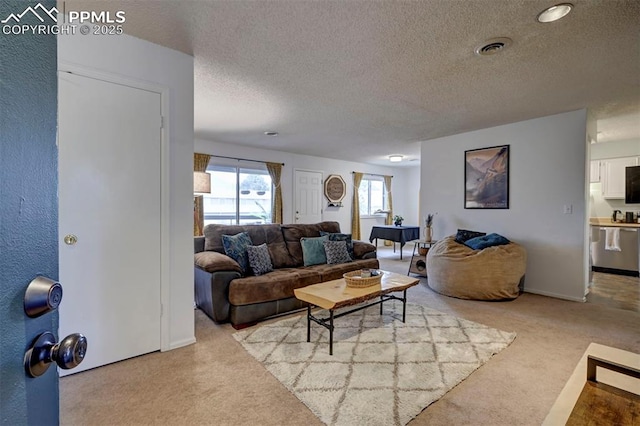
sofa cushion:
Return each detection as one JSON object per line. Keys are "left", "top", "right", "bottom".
{"left": 247, "top": 243, "right": 273, "bottom": 276}
{"left": 204, "top": 223, "right": 295, "bottom": 268}
{"left": 352, "top": 240, "right": 377, "bottom": 258}
{"left": 301, "top": 235, "right": 328, "bottom": 266}
{"left": 281, "top": 221, "right": 341, "bottom": 266}
{"left": 324, "top": 240, "right": 352, "bottom": 264}
{"left": 229, "top": 268, "right": 323, "bottom": 305}
{"left": 307, "top": 258, "right": 380, "bottom": 282}
{"left": 320, "top": 231, "right": 354, "bottom": 259}
{"left": 194, "top": 251, "right": 242, "bottom": 273}
{"left": 464, "top": 233, "right": 510, "bottom": 250}
{"left": 222, "top": 232, "right": 253, "bottom": 274}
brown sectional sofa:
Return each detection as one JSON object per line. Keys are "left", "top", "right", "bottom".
{"left": 194, "top": 221, "right": 379, "bottom": 326}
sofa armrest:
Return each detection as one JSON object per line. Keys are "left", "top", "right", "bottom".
{"left": 195, "top": 268, "right": 241, "bottom": 323}
{"left": 195, "top": 251, "right": 242, "bottom": 274}
{"left": 195, "top": 236, "right": 205, "bottom": 253}
{"left": 353, "top": 240, "right": 377, "bottom": 259}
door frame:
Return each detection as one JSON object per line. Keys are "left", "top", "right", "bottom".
{"left": 293, "top": 168, "right": 324, "bottom": 223}
{"left": 58, "top": 61, "right": 172, "bottom": 351}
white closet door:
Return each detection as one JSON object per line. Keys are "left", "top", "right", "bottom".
{"left": 58, "top": 72, "right": 162, "bottom": 374}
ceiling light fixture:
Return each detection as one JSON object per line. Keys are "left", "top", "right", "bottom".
{"left": 389, "top": 155, "right": 403, "bottom": 163}
{"left": 537, "top": 3, "right": 573, "bottom": 23}
{"left": 264, "top": 131, "right": 278, "bottom": 136}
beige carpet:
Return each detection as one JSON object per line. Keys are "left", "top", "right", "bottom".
{"left": 60, "top": 245, "right": 640, "bottom": 425}
{"left": 234, "top": 302, "right": 516, "bottom": 425}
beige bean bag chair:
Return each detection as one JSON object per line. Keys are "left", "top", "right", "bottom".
{"left": 426, "top": 236, "right": 526, "bottom": 300}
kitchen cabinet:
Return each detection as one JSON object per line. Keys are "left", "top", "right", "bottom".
{"left": 602, "top": 157, "right": 639, "bottom": 199}
{"left": 590, "top": 160, "right": 601, "bottom": 183}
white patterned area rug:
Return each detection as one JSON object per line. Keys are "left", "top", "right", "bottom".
{"left": 233, "top": 302, "right": 516, "bottom": 426}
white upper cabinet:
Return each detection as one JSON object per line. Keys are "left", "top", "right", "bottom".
{"left": 602, "top": 157, "right": 639, "bottom": 199}
{"left": 590, "top": 160, "right": 601, "bottom": 183}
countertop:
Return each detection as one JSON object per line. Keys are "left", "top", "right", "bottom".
{"left": 589, "top": 217, "right": 640, "bottom": 229}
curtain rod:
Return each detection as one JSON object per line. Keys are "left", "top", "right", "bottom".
{"left": 210, "top": 154, "right": 284, "bottom": 166}
{"left": 352, "top": 171, "right": 393, "bottom": 178}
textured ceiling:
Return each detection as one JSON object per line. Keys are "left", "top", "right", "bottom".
{"left": 62, "top": 0, "right": 640, "bottom": 166}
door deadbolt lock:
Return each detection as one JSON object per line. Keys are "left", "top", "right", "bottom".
{"left": 24, "top": 276, "right": 63, "bottom": 318}
{"left": 24, "top": 332, "right": 88, "bottom": 378}
{"left": 64, "top": 234, "right": 77, "bottom": 245}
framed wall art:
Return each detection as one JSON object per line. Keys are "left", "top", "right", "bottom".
{"left": 464, "top": 145, "right": 509, "bottom": 209}
{"left": 324, "top": 174, "right": 346, "bottom": 206}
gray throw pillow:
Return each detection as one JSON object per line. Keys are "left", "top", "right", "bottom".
{"left": 246, "top": 243, "right": 273, "bottom": 276}
{"left": 323, "top": 240, "right": 352, "bottom": 265}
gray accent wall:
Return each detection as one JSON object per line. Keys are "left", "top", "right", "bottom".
{"left": 0, "top": 0, "right": 59, "bottom": 424}
{"left": 420, "top": 110, "right": 588, "bottom": 301}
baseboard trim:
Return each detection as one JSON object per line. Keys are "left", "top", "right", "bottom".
{"left": 165, "top": 336, "right": 196, "bottom": 351}
{"left": 591, "top": 266, "right": 639, "bottom": 277}
{"left": 524, "top": 289, "right": 586, "bottom": 303}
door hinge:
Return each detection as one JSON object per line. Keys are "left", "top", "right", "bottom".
{"left": 160, "top": 116, "right": 165, "bottom": 129}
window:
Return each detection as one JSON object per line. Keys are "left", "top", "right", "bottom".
{"left": 359, "top": 176, "right": 386, "bottom": 216}
{"left": 203, "top": 165, "right": 273, "bottom": 225}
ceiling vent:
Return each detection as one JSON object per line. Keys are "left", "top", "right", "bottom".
{"left": 475, "top": 37, "right": 512, "bottom": 56}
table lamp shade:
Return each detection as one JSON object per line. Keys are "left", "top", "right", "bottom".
{"left": 194, "top": 171, "right": 211, "bottom": 193}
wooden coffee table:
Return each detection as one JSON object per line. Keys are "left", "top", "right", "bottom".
{"left": 294, "top": 270, "right": 419, "bottom": 355}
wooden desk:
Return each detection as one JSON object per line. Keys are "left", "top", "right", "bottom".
{"left": 369, "top": 225, "right": 420, "bottom": 259}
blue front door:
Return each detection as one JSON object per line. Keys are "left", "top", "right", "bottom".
{"left": 0, "top": 0, "right": 59, "bottom": 424}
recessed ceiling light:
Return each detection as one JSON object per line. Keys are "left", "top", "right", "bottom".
{"left": 389, "top": 155, "right": 403, "bottom": 163}
{"left": 264, "top": 131, "right": 278, "bottom": 136}
{"left": 537, "top": 3, "right": 573, "bottom": 23}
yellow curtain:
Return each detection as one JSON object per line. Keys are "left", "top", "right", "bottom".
{"left": 383, "top": 175, "right": 393, "bottom": 246}
{"left": 194, "top": 153, "right": 210, "bottom": 172}
{"left": 351, "top": 172, "right": 364, "bottom": 240}
{"left": 266, "top": 162, "right": 283, "bottom": 224}
{"left": 193, "top": 153, "right": 211, "bottom": 236}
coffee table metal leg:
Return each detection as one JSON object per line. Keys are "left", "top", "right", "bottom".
{"left": 402, "top": 289, "right": 407, "bottom": 322}
{"left": 329, "top": 310, "right": 334, "bottom": 355}
{"left": 307, "top": 305, "right": 311, "bottom": 342}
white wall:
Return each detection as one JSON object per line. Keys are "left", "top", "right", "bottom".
{"left": 420, "top": 110, "right": 588, "bottom": 301}
{"left": 59, "top": 32, "right": 195, "bottom": 349}
{"left": 194, "top": 140, "right": 419, "bottom": 244}
{"left": 589, "top": 139, "right": 640, "bottom": 217}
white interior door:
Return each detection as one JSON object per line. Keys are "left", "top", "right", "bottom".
{"left": 294, "top": 170, "right": 323, "bottom": 223}
{"left": 58, "top": 72, "right": 162, "bottom": 374}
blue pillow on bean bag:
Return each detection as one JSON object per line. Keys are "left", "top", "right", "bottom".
{"left": 455, "top": 229, "right": 487, "bottom": 244}
{"left": 464, "top": 233, "right": 510, "bottom": 250}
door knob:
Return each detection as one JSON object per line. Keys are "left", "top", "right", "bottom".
{"left": 24, "top": 332, "right": 88, "bottom": 377}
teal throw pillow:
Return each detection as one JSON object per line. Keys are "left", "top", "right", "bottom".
{"left": 323, "top": 240, "right": 352, "bottom": 265}
{"left": 222, "top": 232, "right": 253, "bottom": 274}
{"left": 320, "top": 231, "right": 354, "bottom": 259}
{"left": 300, "top": 235, "right": 328, "bottom": 266}
{"left": 464, "top": 233, "right": 510, "bottom": 250}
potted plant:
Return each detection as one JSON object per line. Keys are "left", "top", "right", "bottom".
{"left": 393, "top": 215, "right": 404, "bottom": 226}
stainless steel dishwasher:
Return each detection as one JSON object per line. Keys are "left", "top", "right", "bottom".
{"left": 591, "top": 226, "right": 639, "bottom": 275}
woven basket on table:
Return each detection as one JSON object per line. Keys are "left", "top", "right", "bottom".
{"left": 343, "top": 270, "right": 383, "bottom": 288}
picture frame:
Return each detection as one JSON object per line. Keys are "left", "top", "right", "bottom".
{"left": 324, "top": 174, "right": 346, "bottom": 206}
{"left": 464, "top": 145, "right": 509, "bottom": 209}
